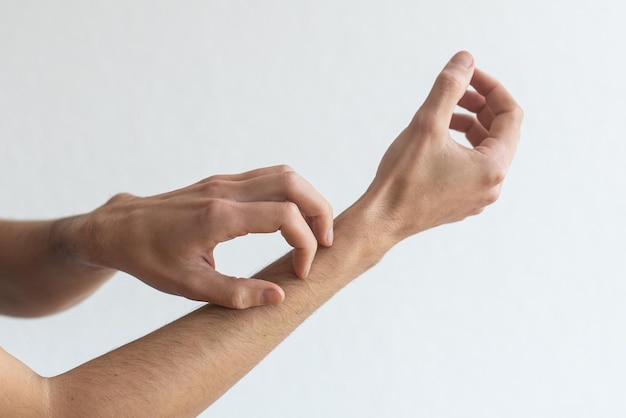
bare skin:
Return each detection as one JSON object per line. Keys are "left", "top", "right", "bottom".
{"left": 0, "top": 52, "right": 522, "bottom": 417}
{"left": 0, "top": 166, "right": 334, "bottom": 316}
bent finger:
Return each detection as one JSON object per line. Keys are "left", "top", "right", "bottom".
{"left": 222, "top": 201, "right": 318, "bottom": 279}
{"left": 471, "top": 68, "right": 524, "bottom": 162}
{"left": 458, "top": 89, "right": 495, "bottom": 130}
{"left": 230, "top": 171, "right": 334, "bottom": 246}
{"left": 450, "top": 113, "right": 489, "bottom": 147}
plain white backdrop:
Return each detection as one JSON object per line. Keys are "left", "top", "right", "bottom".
{"left": 1, "top": 1, "right": 626, "bottom": 417}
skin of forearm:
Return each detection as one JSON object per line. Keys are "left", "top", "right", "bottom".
{"left": 0, "top": 218, "right": 115, "bottom": 317}
{"left": 46, "top": 200, "right": 393, "bottom": 417}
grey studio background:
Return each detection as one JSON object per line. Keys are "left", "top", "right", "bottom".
{"left": 1, "top": 1, "right": 625, "bottom": 417}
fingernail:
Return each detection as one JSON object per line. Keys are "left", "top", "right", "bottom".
{"left": 327, "top": 227, "right": 334, "bottom": 246}
{"left": 262, "top": 288, "right": 283, "bottom": 305}
{"left": 451, "top": 51, "right": 473, "bottom": 68}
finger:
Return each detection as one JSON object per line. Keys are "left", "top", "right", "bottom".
{"left": 200, "top": 164, "right": 294, "bottom": 183}
{"left": 221, "top": 200, "right": 318, "bottom": 279}
{"left": 229, "top": 171, "right": 334, "bottom": 246}
{"left": 458, "top": 89, "right": 486, "bottom": 113}
{"left": 450, "top": 113, "right": 489, "bottom": 147}
{"left": 458, "top": 89, "right": 495, "bottom": 130}
{"left": 184, "top": 271, "right": 285, "bottom": 308}
{"left": 470, "top": 68, "right": 524, "bottom": 163}
{"left": 163, "top": 166, "right": 297, "bottom": 200}
{"left": 415, "top": 51, "right": 475, "bottom": 130}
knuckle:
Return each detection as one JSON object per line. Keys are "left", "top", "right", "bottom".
{"left": 106, "top": 192, "right": 135, "bottom": 204}
{"left": 202, "top": 198, "right": 228, "bottom": 220}
{"left": 472, "top": 207, "right": 486, "bottom": 216}
{"left": 199, "top": 174, "right": 224, "bottom": 185}
{"left": 411, "top": 110, "right": 441, "bottom": 135}
{"left": 275, "top": 164, "right": 294, "bottom": 174}
{"left": 282, "top": 201, "right": 302, "bottom": 218}
{"left": 435, "top": 70, "right": 464, "bottom": 94}
{"left": 225, "top": 281, "right": 248, "bottom": 309}
{"left": 200, "top": 179, "right": 227, "bottom": 197}
{"left": 278, "top": 201, "right": 303, "bottom": 226}
{"left": 481, "top": 171, "right": 502, "bottom": 188}
{"left": 481, "top": 159, "right": 507, "bottom": 187}
{"left": 279, "top": 169, "right": 301, "bottom": 191}
{"left": 483, "top": 187, "right": 501, "bottom": 205}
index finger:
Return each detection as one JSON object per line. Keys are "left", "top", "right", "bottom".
{"left": 201, "top": 164, "right": 294, "bottom": 182}
{"left": 227, "top": 171, "right": 334, "bottom": 247}
{"left": 471, "top": 68, "right": 524, "bottom": 164}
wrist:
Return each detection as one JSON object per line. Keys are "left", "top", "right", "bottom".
{"left": 335, "top": 195, "right": 399, "bottom": 260}
{"left": 49, "top": 214, "right": 113, "bottom": 272}
{"left": 357, "top": 176, "right": 436, "bottom": 244}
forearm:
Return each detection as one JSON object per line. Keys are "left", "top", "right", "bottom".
{"left": 47, "top": 200, "right": 391, "bottom": 417}
{"left": 0, "top": 218, "right": 115, "bottom": 317}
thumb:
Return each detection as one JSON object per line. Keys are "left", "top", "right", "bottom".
{"left": 185, "top": 270, "right": 286, "bottom": 309}
{"left": 417, "top": 51, "right": 475, "bottom": 126}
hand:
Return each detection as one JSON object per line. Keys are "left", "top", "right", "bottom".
{"left": 363, "top": 51, "right": 523, "bottom": 245}
{"left": 75, "top": 165, "right": 334, "bottom": 309}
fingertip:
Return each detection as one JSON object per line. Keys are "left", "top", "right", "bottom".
{"left": 292, "top": 257, "right": 309, "bottom": 279}
{"left": 261, "top": 287, "right": 285, "bottom": 305}
{"left": 314, "top": 224, "right": 334, "bottom": 247}
{"left": 303, "top": 263, "right": 311, "bottom": 278}
{"left": 450, "top": 50, "right": 474, "bottom": 68}
{"left": 292, "top": 246, "right": 315, "bottom": 279}
{"left": 313, "top": 216, "right": 334, "bottom": 247}
{"left": 418, "top": 52, "right": 476, "bottom": 125}
{"left": 326, "top": 227, "right": 334, "bottom": 246}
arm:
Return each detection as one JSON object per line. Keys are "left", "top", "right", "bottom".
{"left": 50, "top": 205, "right": 380, "bottom": 416}
{"left": 1, "top": 52, "right": 523, "bottom": 417}
{"left": 0, "top": 203, "right": 386, "bottom": 417}
{"left": 0, "top": 219, "right": 117, "bottom": 317}
{"left": 0, "top": 166, "right": 334, "bottom": 317}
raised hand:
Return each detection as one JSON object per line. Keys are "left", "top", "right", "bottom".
{"left": 363, "top": 51, "right": 523, "bottom": 244}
